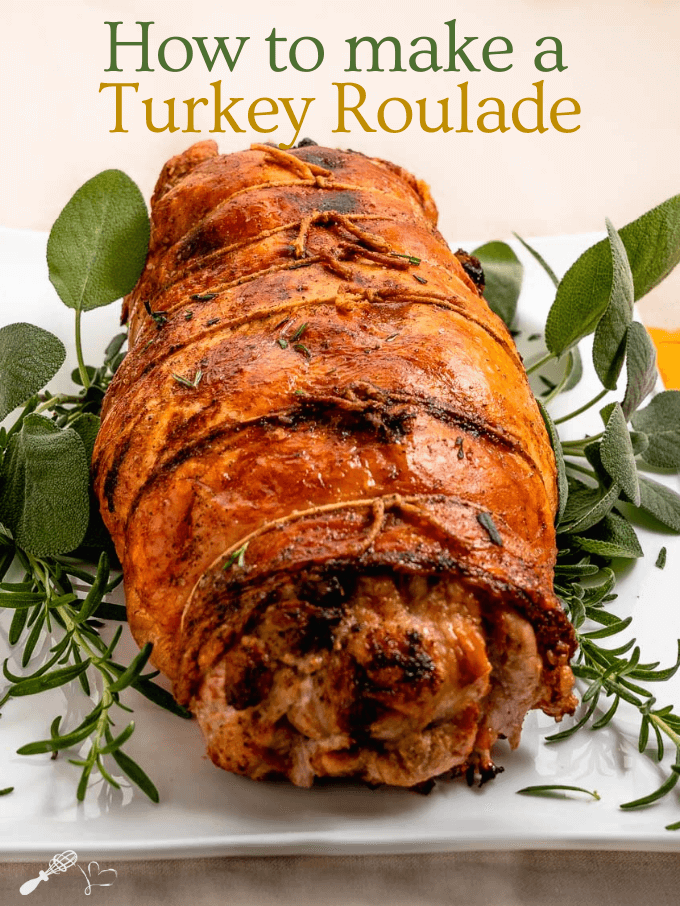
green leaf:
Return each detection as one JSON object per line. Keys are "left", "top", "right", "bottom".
{"left": 0, "top": 323, "right": 66, "bottom": 421}
{"left": 538, "top": 401, "right": 568, "bottom": 523}
{"left": 107, "top": 742, "right": 159, "bottom": 803}
{"left": 631, "top": 391, "right": 680, "bottom": 469}
{"left": 108, "top": 642, "right": 152, "bottom": 693}
{"left": 622, "top": 322, "right": 658, "bottom": 419}
{"left": 0, "top": 414, "right": 89, "bottom": 556}
{"left": 562, "top": 346, "right": 583, "bottom": 392}
{"left": 8, "top": 659, "right": 91, "bottom": 697}
{"left": 104, "top": 333, "right": 128, "bottom": 367}
{"left": 630, "top": 476, "right": 680, "bottom": 531}
{"left": 592, "top": 220, "right": 634, "bottom": 389}
{"left": 516, "top": 784, "right": 600, "bottom": 800}
{"left": 545, "top": 194, "right": 680, "bottom": 356}
{"left": 600, "top": 403, "right": 640, "bottom": 505}
{"left": 559, "top": 482, "right": 620, "bottom": 535}
{"left": 472, "top": 240, "right": 523, "bottom": 327}
{"left": 512, "top": 233, "right": 559, "bottom": 287}
{"left": 572, "top": 512, "right": 644, "bottom": 559}
{"left": 69, "top": 413, "right": 100, "bottom": 462}
{"left": 47, "top": 169, "right": 149, "bottom": 312}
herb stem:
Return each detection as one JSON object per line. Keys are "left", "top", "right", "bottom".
{"left": 74, "top": 309, "right": 90, "bottom": 390}
{"left": 564, "top": 460, "right": 598, "bottom": 479}
{"left": 554, "top": 389, "right": 609, "bottom": 425}
{"left": 525, "top": 351, "right": 555, "bottom": 375}
{"left": 561, "top": 432, "right": 604, "bottom": 453}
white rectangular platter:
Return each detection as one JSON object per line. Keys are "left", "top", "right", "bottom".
{"left": 1, "top": 226, "right": 680, "bottom": 859}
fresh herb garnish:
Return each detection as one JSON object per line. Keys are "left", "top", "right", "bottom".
{"left": 480, "top": 205, "right": 680, "bottom": 826}
{"left": 172, "top": 370, "right": 203, "bottom": 389}
{"left": 477, "top": 512, "right": 503, "bottom": 546}
{"left": 390, "top": 252, "right": 421, "bottom": 265}
{"left": 291, "top": 322, "right": 309, "bottom": 341}
{"left": 0, "top": 170, "right": 190, "bottom": 805}
{"left": 516, "top": 785, "right": 601, "bottom": 801}
{"left": 222, "top": 542, "right": 249, "bottom": 570}
{"left": 657, "top": 547, "right": 668, "bottom": 569}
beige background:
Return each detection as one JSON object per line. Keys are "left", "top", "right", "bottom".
{"left": 2, "top": 0, "right": 680, "bottom": 325}
{"left": 1, "top": 2, "right": 680, "bottom": 902}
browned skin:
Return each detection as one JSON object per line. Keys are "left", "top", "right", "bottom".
{"left": 93, "top": 141, "right": 577, "bottom": 788}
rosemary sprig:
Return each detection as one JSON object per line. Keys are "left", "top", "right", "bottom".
{"left": 0, "top": 549, "right": 189, "bottom": 801}
{"left": 516, "top": 785, "right": 601, "bottom": 801}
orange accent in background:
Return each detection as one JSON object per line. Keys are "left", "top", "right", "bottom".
{"left": 647, "top": 327, "right": 680, "bottom": 390}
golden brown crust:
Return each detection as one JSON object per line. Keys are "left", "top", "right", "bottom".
{"left": 93, "top": 142, "right": 575, "bottom": 784}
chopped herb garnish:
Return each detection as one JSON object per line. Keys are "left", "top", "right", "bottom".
{"left": 206, "top": 317, "right": 220, "bottom": 327}
{"left": 277, "top": 338, "right": 289, "bottom": 349}
{"left": 528, "top": 333, "right": 542, "bottom": 341}
{"left": 656, "top": 547, "right": 667, "bottom": 569}
{"left": 223, "top": 542, "right": 249, "bottom": 570}
{"left": 184, "top": 311, "right": 194, "bottom": 321}
{"left": 477, "top": 512, "right": 503, "bottom": 546}
{"left": 294, "top": 343, "right": 312, "bottom": 358}
{"left": 291, "top": 322, "right": 309, "bottom": 341}
{"left": 172, "top": 369, "right": 202, "bottom": 389}
{"left": 391, "top": 252, "right": 421, "bottom": 266}
{"left": 190, "top": 293, "right": 217, "bottom": 301}
{"left": 0, "top": 787, "right": 14, "bottom": 797}
{"left": 143, "top": 299, "right": 167, "bottom": 328}
{"left": 413, "top": 274, "right": 428, "bottom": 285}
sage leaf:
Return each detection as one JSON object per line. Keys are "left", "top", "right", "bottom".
{"left": 0, "top": 323, "right": 66, "bottom": 421}
{"left": 512, "top": 233, "right": 559, "bottom": 287}
{"left": 622, "top": 322, "right": 658, "bottom": 419}
{"left": 572, "top": 512, "right": 644, "bottom": 559}
{"left": 592, "top": 220, "right": 634, "bottom": 389}
{"left": 562, "top": 345, "right": 583, "bottom": 392}
{"left": 47, "top": 169, "right": 149, "bottom": 312}
{"left": 538, "top": 401, "right": 568, "bottom": 523}
{"left": 472, "top": 240, "right": 523, "bottom": 327}
{"left": 0, "top": 414, "right": 89, "bottom": 556}
{"left": 630, "top": 476, "right": 680, "bottom": 531}
{"left": 545, "top": 194, "right": 680, "bottom": 356}
{"left": 601, "top": 403, "right": 640, "bottom": 505}
{"left": 631, "top": 391, "right": 680, "bottom": 469}
{"left": 70, "top": 413, "right": 100, "bottom": 462}
{"left": 559, "top": 482, "right": 621, "bottom": 534}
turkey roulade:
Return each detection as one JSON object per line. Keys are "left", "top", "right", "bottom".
{"left": 93, "top": 141, "right": 577, "bottom": 788}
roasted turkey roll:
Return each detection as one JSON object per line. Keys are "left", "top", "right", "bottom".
{"left": 93, "top": 140, "right": 577, "bottom": 788}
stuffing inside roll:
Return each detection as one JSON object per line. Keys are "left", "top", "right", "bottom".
{"left": 192, "top": 571, "right": 573, "bottom": 788}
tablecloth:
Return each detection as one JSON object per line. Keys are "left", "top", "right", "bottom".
{"left": 1, "top": 850, "right": 679, "bottom": 905}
